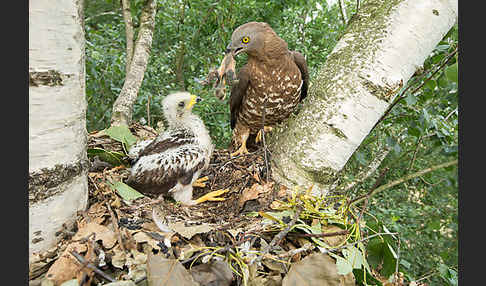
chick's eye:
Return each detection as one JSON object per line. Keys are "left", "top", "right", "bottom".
{"left": 241, "top": 36, "right": 250, "bottom": 44}
{"left": 178, "top": 101, "right": 185, "bottom": 107}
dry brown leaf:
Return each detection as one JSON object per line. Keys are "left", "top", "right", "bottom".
{"left": 251, "top": 275, "right": 283, "bottom": 286}
{"left": 189, "top": 260, "right": 234, "bottom": 286}
{"left": 103, "top": 281, "right": 137, "bottom": 286}
{"left": 85, "top": 201, "right": 108, "bottom": 223}
{"left": 282, "top": 253, "right": 355, "bottom": 286}
{"left": 73, "top": 222, "right": 117, "bottom": 249}
{"left": 111, "top": 245, "right": 126, "bottom": 269}
{"left": 45, "top": 242, "right": 87, "bottom": 285}
{"left": 76, "top": 242, "right": 96, "bottom": 286}
{"left": 168, "top": 221, "right": 214, "bottom": 240}
{"left": 146, "top": 252, "right": 198, "bottom": 286}
{"left": 253, "top": 172, "right": 261, "bottom": 183}
{"left": 238, "top": 183, "right": 266, "bottom": 208}
{"left": 262, "top": 258, "right": 287, "bottom": 274}
{"left": 123, "top": 249, "right": 148, "bottom": 282}
{"left": 132, "top": 231, "right": 163, "bottom": 250}
{"left": 278, "top": 185, "right": 289, "bottom": 198}
{"left": 321, "top": 225, "right": 348, "bottom": 248}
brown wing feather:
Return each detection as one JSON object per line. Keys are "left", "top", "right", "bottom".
{"left": 291, "top": 51, "right": 309, "bottom": 102}
{"left": 138, "top": 130, "right": 195, "bottom": 157}
{"left": 230, "top": 65, "right": 250, "bottom": 129}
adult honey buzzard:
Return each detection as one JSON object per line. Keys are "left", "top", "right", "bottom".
{"left": 225, "top": 22, "right": 309, "bottom": 156}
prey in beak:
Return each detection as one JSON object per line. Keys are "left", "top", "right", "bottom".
{"left": 204, "top": 48, "right": 238, "bottom": 101}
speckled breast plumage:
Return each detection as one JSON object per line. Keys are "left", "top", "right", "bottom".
{"left": 237, "top": 61, "right": 303, "bottom": 133}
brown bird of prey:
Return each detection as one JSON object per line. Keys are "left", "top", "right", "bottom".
{"left": 126, "top": 92, "right": 228, "bottom": 205}
{"left": 225, "top": 21, "right": 309, "bottom": 156}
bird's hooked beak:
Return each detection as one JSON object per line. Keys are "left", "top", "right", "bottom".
{"left": 226, "top": 42, "right": 243, "bottom": 56}
{"left": 186, "top": 94, "right": 202, "bottom": 110}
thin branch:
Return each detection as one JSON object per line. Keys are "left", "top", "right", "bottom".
{"left": 106, "top": 202, "right": 126, "bottom": 252}
{"left": 256, "top": 208, "right": 302, "bottom": 263}
{"left": 288, "top": 230, "right": 349, "bottom": 238}
{"left": 373, "top": 48, "right": 458, "bottom": 130}
{"left": 338, "top": 0, "right": 348, "bottom": 25}
{"left": 444, "top": 107, "right": 458, "bottom": 121}
{"left": 85, "top": 11, "right": 121, "bottom": 23}
{"left": 394, "top": 236, "right": 401, "bottom": 283}
{"left": 332, "top": 148, "right": 390, "bottom": 193}
{"left": 408, "top": 135, "right": 423, "bottom": 171}
{"left": 350, "top": 159, "right": 457, "bottom": 206}
{"left": 70, "top": 250, "right": 116, "bottom": 283}
{"left": 277, "top": 243, "right": 314, "bottom": 258}
{"left": 355, "top": 167, "right": 389, "bottom": 230}
{"left": 321, "top": 232, "right": 398, "bottom": 254}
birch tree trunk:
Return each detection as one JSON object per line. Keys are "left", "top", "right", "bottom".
{"left": 29, "top": 0, "right": 88, "bottom": 262}
{"left": 121, "top": 0, "right": 135, "bottom": 75}
{"left": 268, "top": 0, "right": 458, "bottom": 195}
{"left": 111, "top": 0, "right": 156, "bottom": 127}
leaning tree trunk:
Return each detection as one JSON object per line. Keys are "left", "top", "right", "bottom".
{"left": 29, "top": 0, "right": 88, "bottom": 262}
{"left": 268, "top": 0, "right": 458, "bottom": 195}
{"left": 111, "top": 0, "right": 156, "bottom": 127}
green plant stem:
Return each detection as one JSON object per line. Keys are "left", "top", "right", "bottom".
{"left": 350, "top": 159, "right": 457, "bottom": 206}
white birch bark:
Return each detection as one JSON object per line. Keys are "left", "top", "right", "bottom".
{"left": 121, "top": 0, "right": 135, "bottom": 75}
{"left": 268, "top": 0, "right": 458, "bottom": 195}
{"left": 111, "top": 0, "right": 156, "bottom": 127}
{"left": 29, "top": 0, "right": 88, "bottom": 262}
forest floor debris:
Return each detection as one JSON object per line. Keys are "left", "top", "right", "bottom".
{"left": 29, "top": 124, "right": 407, "bottom": 286}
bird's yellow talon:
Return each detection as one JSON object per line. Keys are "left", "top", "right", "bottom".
{"left": 255, "top": 126, "right": 273, "bottom": 143}
{"left": 195, "top": 189, "right": 229, "bottom": 204}
{"left": 230, "top": 143, "right": 249, "bottom": 157}
{"left": 193, "top": 176, "right": 209, "bottom": 188}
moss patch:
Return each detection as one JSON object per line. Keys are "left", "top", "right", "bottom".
{"left": 29, "top": 70, "right": 67, "bottom": 87}
{"left": 29, "top": 159, "right": 89, "bottom": 204}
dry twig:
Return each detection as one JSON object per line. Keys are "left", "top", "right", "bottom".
{"left": 70, "top": 250, "right": 116, "bottom": 283}
{"left": 256, "top": 207, "right": 302, "bottom": 263}
{"left": 105, "top": 202, "right": 126, "bottom": 252}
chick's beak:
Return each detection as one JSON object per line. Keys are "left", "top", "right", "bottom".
{"left": 186, "top": 95, "right": 202, "bottom": 110}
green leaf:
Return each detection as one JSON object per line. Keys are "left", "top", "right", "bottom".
{"left": 380, "top": 243, "right": 398, "bottom": 278}
{"left": 445, "top": 62, "right": 458, "bottom": 83}
{"left": 404, "top": 93, "right": 417, "bottom": 106}
{"left": 103, "top": 125, "right": 138, "bottom": 150}
{"left": 107, "top": 180, "right": 145, "bottom": 201}
{"left": 400, "top": 259, "right": 411, "bottom": 269}
{"left": 353, "top": 269, "right": 383, "bottom": 286}
{"left": 87, "top": 148, "right": 125, "bottom": 166}
{"left": 60, "top": 280, "right": 79, "bottom": 286}
{"left": 355, "top": 151, "right": 367, "bottom": 165}
{"left": 335, "top": 256, "right": 353, "bottom": 275}
{"left": 366, "top": 238, "right": 385, "bottom": 269}
{"left": 424, "top": 79, "right": 436, "bottom": 91}
{"left": 426, "top": 220, "right": 441, "bottom": 231}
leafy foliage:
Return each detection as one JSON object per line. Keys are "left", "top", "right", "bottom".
{"left": 339, "top": 24, "right": 458, "bottom": 285}
{"left": 85, "top": 0, "right": 346, "bottom": 148}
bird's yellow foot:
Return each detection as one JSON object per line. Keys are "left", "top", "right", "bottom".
{"left": 192, "top": 176, "right": 209, "bottom": 188}
{"left": 194, "top": 189, "right": 229, "bottom": 204}
{"left": 255, "top": 126, "right": 273, "bottom": 143}
{"left": 230, "top": 142, "right": 249, "bottom": 157}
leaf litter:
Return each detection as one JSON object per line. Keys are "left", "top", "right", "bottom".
{"left": 30, "top": 123, "right": 400, "bottom": 286}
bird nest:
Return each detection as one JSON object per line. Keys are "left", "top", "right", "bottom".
{"left": 30, "top": 124, "right": 366, "bottom": 286}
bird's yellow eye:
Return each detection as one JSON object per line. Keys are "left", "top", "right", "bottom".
{"left": 241, "top": 36, "right": 250, "bottom": 44}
